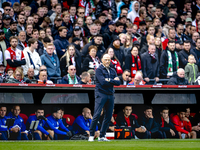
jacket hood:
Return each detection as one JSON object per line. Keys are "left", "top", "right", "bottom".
{"left": 131, "top": 1, "right": 140, "bottom": 14}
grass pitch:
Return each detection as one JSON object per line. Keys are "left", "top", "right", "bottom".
{"left": 0, "top": 139, "right": 200, "bottom": 150}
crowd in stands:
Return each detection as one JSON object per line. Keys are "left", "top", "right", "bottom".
{"left": 0, "top": 105, "right": 199, "bottom": 140}
{"left": 1, "top": 0, "right": 200, "bottom": 85}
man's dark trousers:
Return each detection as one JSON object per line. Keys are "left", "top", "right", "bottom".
{"left": 90, "top": 92, "right": 114, "bottom": 138}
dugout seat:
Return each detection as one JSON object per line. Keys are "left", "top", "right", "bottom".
{"left": 113, "top": 114, "right": 117, "bottom": 120}
{"left": 45, "top": 114, "right": 51, "bottom": 118}
{"left": 29, "top": 113, "right": 35, "bottom": 116}
{"left": 19, "top": 113, "right": 28, "bottom": 124}
{"left": 63, "top": 114, "right": 75, "bottom": 126}
{"left": 190, "top": 113, "right": 196, "bottom": 117}
{"left": 132, "top": 113, "right": 138, "bottom": 120}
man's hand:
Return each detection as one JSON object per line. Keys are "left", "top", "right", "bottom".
{"left": 114, "top": 77, "right": 120, "bottom": 81}
{"left": 154, "top": 77, "right": 159, "bottom": 82}
{"left": 109, "top": 126, "right": 115, "bottom": 131}
{"left": 11, "top": 127, "right": 19, "bottom": 133}
{"left": 170, "top": 129, "right": 175, "bottom": 136}
{"left": 85, "top": 130, "right": 90, "bottom": 136}
{"left": 62, "top": 49, "right": 65, "bottom": 52}
{"left": 192, "top": 126, "right": 200, "bottom": 131}
{"left": 105, "top": 78, "right": 110, "bottom": 82}
{"left": 144, "top": 77, "right": 150, "bottom": 82}
{"left": 37, "top": 115, "right": 47, "bottom": 121}
{"left": 187, "top": 132, "right": 191, "bottom": 138}
{"left": 110, "top": 116, "right": 115, "bottom": 123}
{"left": 182, "top": 117, "right": 190, "bottom": 122}
{"left": 136, "top": 127, "right": 146, "bottom": 132}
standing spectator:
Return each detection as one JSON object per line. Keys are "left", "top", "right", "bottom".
{"left": 25, "top": 24, "right": 33, "bottom": 41}
{"left": 127, "top": 1, "right": 140, "bottom": 23}
{"left": 47, "top": 0, "right": 58, "bottom": 16}
{"left": 51, "top": 16, "right": 63, "bottom": 38}
{"left": 172, "top": 108, "right": 196, "bottom": 139}
{"left": 124, "top": 34, "right": 133, "bottom": 57}
{"left": 167, "top": 68, "right": 189, "bottom": 85}
{"left": 82, "top": 34, "right": 105, "bottom": 60}
{"left": 178, "top": 40, "right": 199, "bottom": 69}
{"left": 83, "top": 16, "right": 93, "bottom": 38}
{"left": 105, "top": 47, "right": 123, "bottom": 76}
{"left": 141, "top": 44, "right": 159, "bottom": 84}
{"left": 139, "top": 106, "right": 164, "bottom": 139}
{"left": 5, "top": 20, "right": 18, "bottom": 42}
{"left": 0, "top": 29, "right": 9, "bottom": 66}
{"left": 118, "top": 70, "right": 131, "bottom": 85}
{"left": 82, "top": 45, "right": 101, "bottom": 72}
{"left": 69, "top": 4, "right": 77, "bottom": 24}
{"left": 157, "top": 107, "right": 179, "bottom": 138}
{"left": 62, "top": 12, "right": 73, "bottom": 32}
{"left": 39, "top": 17, "right": 51, "bottom": 30}
{"left": 60, "top": 65, "right": 80, "bottom": 84}
{"left": 2, "top": 15, "right": 12, "bottom": 34}
{"left": 50, "top": 4, "right": 62, "bottom": 25}
{"left": 60, "top": 44, "right": 81, "bottom": 77}
{"left": 162, "top": 17, "right": 176, "bottom": 38}
{"left": 162, "top": 28, "right": 177, "bottom": 50}
{"left": 16, "top": 14, "right": 25, "bottom": 32}
{"left": 116, "top": 106, "right": 150, "bottom": 139}
{"left": 160, "top": 41, "right": 179, "bottom": 79}
{"left": 4, "top": 36, "right": 25, "bottom": 72}
{"left": 134, "top": 9, "right": 147, "bottom": 29}
{"left": 54, "top": 26, "right": 69, "bottom": 59}
{"left": 190, "top": 32, "right": 200, "bottom": 50}
{"left": 41, "top": 43, "right": 61, "bottom": 78}
{"left": 125, "top": 46, "right": 141, "bottom": 78}
{"left": 155, "top": 5, "right": 167, "bottom": 26}
{"left": 184, "top": 54, "right": 199, "bottom": 84}
{"left": 140, "top": 34, "right": 155, "bottom": 55}
{"left": 16, "top": 31, "right": 27, "bottom": 51}
{"left": 78, "top": 72, "right": 91, "bottom": 84}
{"left": 22, "top": 38, "right": 41, "bottom": 76}
{"left": 102, "top": 21, "right": 115, "bottom": 49}
{"left": 193, "top": 38, "right": 200, "bottom": 62}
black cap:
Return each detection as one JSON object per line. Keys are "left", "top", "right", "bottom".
{"left": 108, "top": 21, "right": 115, "bottom": 25}
{"left": 0, "top": 63, "right": 5, "bottom": 67}
{"left": 0, "top": 29, "right": 4, "bottom": 34}
{"left": 133, "top": 40, "right": 140, "bottom": 46}
{"left": 180, "top": 12, "right": 187, "bottom": 16}
{"left": 72, "top": 37, "right": 80, "bottom": 43}
{"left": 139, "top": 21, "right": 146, "bottom": 26}
{"left": 113, "top": 35, "right": 121, "bottom": 42}
{"left": 119, "top": 15, "right": 127, "bottom": 20}
{"left": 169, "top": 4, "right": 177, "bottom": 9}
{"left": 74, "top": 26, "right": 81, "bottom": 30}
{"left": 3, "top": 14, "right": 11, "bottom": 20}
{"left": 10, "top": 20, "right": 18, "bottom": 25}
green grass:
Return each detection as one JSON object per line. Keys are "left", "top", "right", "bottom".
{"left": 0, "top": 139, "right": 200, "bottom": 150}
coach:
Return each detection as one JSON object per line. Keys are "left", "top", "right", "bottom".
{"left": 89, "top": 54, "right": 120, "bottom": 141}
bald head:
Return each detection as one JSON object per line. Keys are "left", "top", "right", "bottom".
{"left": 134, "top": 72, "right": 143, "bottom": 85}
{"left": 102, "top": 54, "right": 111, "bottom": 68}
{"left": 82, "top": 107, "right": 91, "bottom": 119}
{"left": 177, "top": 68, "right": 185, "bottom": 78}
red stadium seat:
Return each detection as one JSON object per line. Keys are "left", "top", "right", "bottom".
{"left": 113, "top": 114, "right": 117, "bottom": 120}
{"left": 19, "top": 113, "right": 28, "bottom": 124}
{"left": 63, "top": 114, "right": 75, "bottom": 126}
{"left": 132, "top": 113, "right": 138, "bottom": 120}
{"left": 190, "top": 113, "right": 196, "bottom": 118}
{"left": 45, "top": 114, "right": 51, "bottom": 118}
{"left": 29, "top": 113, "right": 35, "bottom": 116}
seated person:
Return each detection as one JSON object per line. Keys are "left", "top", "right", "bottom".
{"left": 116, "top": 106, "right": 150, "bottom": 139}
{"left": 128, "top": 71, "right": 145, "bottom": 85}
{"left": 7, "top": 105, "right": 28, "bottom": 140}
{"left": 45, "top": 107, "right": 72, "bottom": 140}
{"left": 0, "top": 106, "right": 8, "bottom": 140}
{"left": 72, "top": 108, "right": 99, "bottom": 139}
{"left": 78, "top": 72, "right": 91, "bottom": 84}
{"left": 156, "top": 107, "right": 179, "bottom": 138}
{"left": 7, "top": 67, "right": 30, "bottom": 83}
{"left": 26, "top": 107, "right": 54, "bottom": 140}
{"left": 37, "top": 71, "right": 53, "bottom": 84}
{"left": 60, "top": 107, "right": 71, "bottom": 130}
{"left": 60, "top": 65, "right": 80, "bottom": 84}
{"left": 172, "top": 108, "right": 196, "bottom": 139}
{"left": 118, "top": 70, "right": 132, "bottom": 85}
{"left": 139, "top": 106, "right": 164, "bottom": 139}
{"left": 192, "top": 108, "right": 200, "bottom": 138}
{"left": 25, "top": 68, "right": 36, "bottom": 81}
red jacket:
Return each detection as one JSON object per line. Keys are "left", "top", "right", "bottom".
{"left": 172, "top": 115, "right": 192, "bottom": 134}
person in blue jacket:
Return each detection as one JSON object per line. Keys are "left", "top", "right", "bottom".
{"left": 89, "top": 54, "right": 120, "bottom": 141}
{"left": 156, "top": 107, "right": 179, "bottom": 138}
{"left": 0, "top": 106, "right": 8, "bottom": 140}
{"left": 72, "top": 108, "right": 99, "bottom": 138}
{"left": 26, "top": 107, "right": 54, "bottom": 140}
{"left": 138, "top": 106, "right": 164, "bottom": 139}
{"left": 45, "top": 107, "right": 72, "bottom": 140}
{"left": 7, "top": 105, "right": 28, "bottom": 140}
{"left": 41, "top": 43, "right": 61, "bottom": 78}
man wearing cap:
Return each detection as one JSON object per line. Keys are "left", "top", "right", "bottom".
{"left": 52, "top": 16, "right": 63, "bottom": 38}
{"left": 5, "top": 20, "right": 18, "bottom": 42}
{"left": 103, "top": 21, "right": 115, "bottom": 49}
{"left": 72, "top": 37, "right": 81, "bottom": 51}
{"left": 138, "top": 21, "right": 147, "bottom": 36}
{"left": 2, "top": 14, "right": 11, "bottom": 34}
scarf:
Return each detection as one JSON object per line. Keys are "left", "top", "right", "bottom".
{"left": 111, "top": 59, "right": 123, "bottom": 75}
{"left": 167, "top": 50, "right": 179, "bottom": 76}
{"left": 89, "top": 55, "right": 100, "bottom": 70}
{"left": 67, "top": 74, "right": 78, "bottom": 84}
{"left": 131, "top": 55, "right": 141, "bottom": 78}
{"left": 149, "top": 52, "right": 156, "bottom": 63}
{"left": 78, "top": 0, "right": 90, "bottom": 16}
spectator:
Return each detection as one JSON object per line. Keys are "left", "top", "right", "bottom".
{"left": 139, "top": 106, "right": 164, "bottom": 139}
{"left": 167, "top": 68, "right": 189, "bottom": 85}
{"left": 163, "top": 17, "right": 176, "bottom": 38}
{"left": 124, "top": 34, "right": 134, "bottom": 57}
{"left": 16, "top": 14, "right": 25, "bottom": 32}
{"left": 26, "top": 107, "right": 54, "bottom": 140}
{"left": 47, "top": 0, "right": 58, "bottom": 16}
{"left": 82, "top": 45, "right": 101, "bottom": 72}
{"left": 0, "top": 106, "right": 8, "bottom": 140}
{"left": 54, "top": 26, "right": 69, "bottom": 59}
{"left": 176, "top": 24, "right": 187, "bottom": 43}
{"left": 112, "top": 22, "right": 124, "bottom": 37}
{"left": 37, "top": 71, "right": 53, "bottom": 84}
{"left": 7, "top": 67, "right": 29, "bottom": 83}
{"left": 7, "top": 105, "right": 29, "bottom": 140}
{"left": 103, "top": 21, "right": 115, "bottom": 49}
{"left": 172, "top": 108, "right": 196, "bottom": 139}
{"left": 190, "top": 32, "right": 200, "bottom": 50}
{"left": 25, "top": 68, "right": 36, "bottom": 81}
{"left": 82, "top": 34, "right": 105, "bottom": 60}
{"left": 5, "top": 36, "right": 26, "bottom": 72}
{"left": 141, "top": 44, "right": 159, "bottom": 84}
{"left": 116, "top": 106, "right": 150, "bottom": 139}
{"left": 72, "top": 107, "right": 99, "bottom": 138}
{"left": 69, "top": 4, "right": 77, "bottom": 24}
{"left": 127, "top": 1, "right": 140, "bottom": 23}
{"left": 162, "top": 28, "right": 177, "bottom": 50}
{"left": 72, "top": 37, "right": 81, "bottom": 52}
{"left": 160, "top": 40, "right": 179, "bottom": 79}
{"left": 156, "top": 107, "right": 179, "bottom": 138}
{"left": 118, "top": 69, "right": 131, "bottom": 85}
{"left": 125, "top": 46, "right": 141, "bottom": 78}
{"left": 184, "top": 54, "right": 199, "bottom": 84}
{"left": 25, "top": 24, "right": 33, "bottom": 42}
{"left": 50, "top": 4, "right": 62, "bottom": 25}
{"left": 178, "top": 40, "right": 199, "bottom": 69}
{"left": 193, "top": 38, "right": 200, "bottom": 63}
{"left": 46, "top": 107, "right": 72, "bottom": 140}
{"left": 60, "top": 44, "right": 81, "bottom": 77}
{"left": 39, "top": 17, "right": 51, "bottom": 30}
{"left": 0, "top": 29, "right": 9, "bottom": 66}
{"left": 155, "top": 5, "right": 167, "bottom": 26}
{"left": 62, "top": 12, "right": 73, "bottom": 33}
{"left": 2, "top": 14, "right": 11, "bottom": 34}
{"left": 22, "top": 38, "right": 41, "bottom": 76}
{"left": 78, "top": 72, "right": 90, "bottom": 84}
{"left": 134, "top": 9, "right": 147, "bottom": 29}
{"left": 51, "top": 16, "right": 63, "bottom": 38}
{"left": 5, "top": 20, "right": 18, "bottom": 42}
{"left": 41, "top": 43, "right": 61, "bottom": 78}
{"left": 87, "top": 24, "right": 98, "bottom": 40}
{"left": 60, "top": 65, "right": 80, "bottom": 84}
{"left": 83, "top": 16, "right": 93, "bottom": 38}
{"left": 128, "top": 71, "right": 144, "bottom": 85}
{"left": 16, "top": 31, "right": 27, "bottom": 50}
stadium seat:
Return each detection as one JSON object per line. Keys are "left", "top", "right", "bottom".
{"left": 132, "top": 113, "right": 138, "bottom": 120}
{"left": 45, "top": 114, "right": 51, "bottom": 118}
{"left": 190, "top": 113, "right": 196, "bottom": 117}
{"left": 29, "top": 113, "right": 35, "bottom": 116}
{"left": 63, "top": 114, "right": 75, "bottom": 126}
{"left": 19, "top": 113, "right": 28, "bottom": 124}
{"left": 113, "top": 114, "right": 117, "bottom": 120}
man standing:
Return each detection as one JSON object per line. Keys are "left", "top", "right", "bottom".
{"left": 16, "top": 31, "right": 27, "bottom": 51}
{"left": 88, "top": 54, "right": 120, "bottom": 141}
{"left": 5, "top": 20, "right": 18, "bottom": 42}
{"left": 0, "top": 106, "right": 8, "bottom": 140}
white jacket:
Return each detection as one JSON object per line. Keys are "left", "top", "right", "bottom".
{"left": 127, "top": 1, "right": 140, "bottom": 23}
{"left": 22, "top": 47, "right": 42, "bottom": 76}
